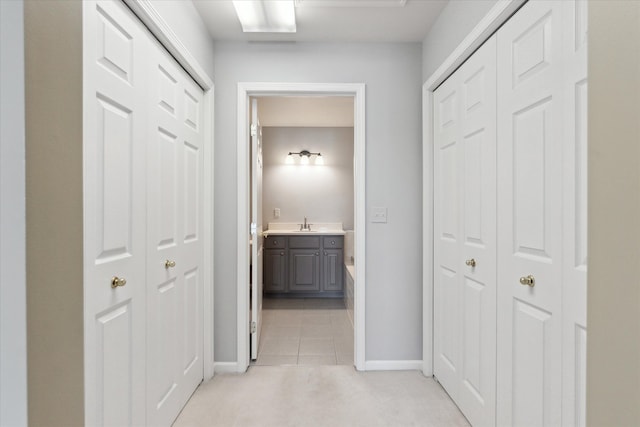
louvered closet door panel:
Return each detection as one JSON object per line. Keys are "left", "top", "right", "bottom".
{"left": 497, "top": 2, "right": 564, "bottom": 426}
{"left": 433, "top": 69, "right": 462, "bottom": 401}
{"left": 146, "top": 38, "right": 204, "bottom": 427}
{"left": 561, "top": 1, "right": 588, "bottom": 425}
{"left": 434, "top": 35, "right": 497, "bottom": 427}
{"left": 83, "top": 1, "right": 148, "bottom": 425}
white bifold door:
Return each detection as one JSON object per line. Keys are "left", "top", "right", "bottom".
{"left": 84, "top": 1, "right": 204, "bottom": 425}
{"left": 146, "top": 36, "right": 205, "bottom": 426}
{"left": 433, "top": 35, "right": 497, "bottom": 427}
{"left": 83, "top": 2, "right": 149, "bottom": 425}
{"left": 496, "top": 1, "right": 588, "bottom": 425}
{"left": 496, "top": 2, "right": 565, "bottom": 426}
{"left": 432, "top": 1, "right": 587, "bottom": 426}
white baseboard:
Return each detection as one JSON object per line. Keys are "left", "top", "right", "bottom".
{"left": 213, "top": 362, "right": 242, "bottom": 374}
{"left": 364, "top": 360, "right": 423, "bottom": 371}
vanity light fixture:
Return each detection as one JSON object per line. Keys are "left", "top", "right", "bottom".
{"left": 286, "top": 150, "right": 324, "bottom": 165}
{"left": 232, "top": 0, "right": 297, "bottom": 33}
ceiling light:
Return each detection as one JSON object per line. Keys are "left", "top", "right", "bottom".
{"left": 233, "top": 1, "right": 297, "bottom": 33}
{"left": 286, "top": 153, "right": 294, "bottom": 164}
{"left": 315, "top": 154, "right": 324, "bottom": 165}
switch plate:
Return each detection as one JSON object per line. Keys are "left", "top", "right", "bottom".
{"left": 371, "top": 207, "right": 387, "bottom": 223}
{"left": 274, "top": 208, "right": 281, "bottom": 218}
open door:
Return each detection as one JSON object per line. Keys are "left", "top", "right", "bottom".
{"left": 250, "top": 98, "right": 264, "bottom": 360}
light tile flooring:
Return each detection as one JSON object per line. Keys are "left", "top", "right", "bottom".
{"left": 253, "top": 298, "right": 354, "bottom": 366}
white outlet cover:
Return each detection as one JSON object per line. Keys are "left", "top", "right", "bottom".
{"left": 371, "top": 207, "right": 387, "bottom": 223}
{"left": 274, "top": 208, "right": 281, "bottom": 218}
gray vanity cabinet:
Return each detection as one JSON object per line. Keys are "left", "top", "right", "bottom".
{"left": 263, "top": 234, "right": 344, "bottom": 296}
{"left": 289, "top": 249, "right": 321, "bottom": 292}
{"left": 264, "top": 249, "right": 287, "bottom": 292}
{"left": 264, "top": 237, "right": 287, "bottom": 293}
{"left": 322, "top": 249, "right": 343, "bottom": 291}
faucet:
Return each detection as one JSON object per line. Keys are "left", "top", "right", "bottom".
{"left": 300, "top": 216, "right": 311, "bottom": 231}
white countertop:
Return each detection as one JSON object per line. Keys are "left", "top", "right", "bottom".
{"left": 263, "top": 222, "right": 345, "bottom": 237}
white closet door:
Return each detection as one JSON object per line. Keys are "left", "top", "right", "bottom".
{"left": 497, "top": 2, "right": 564, "bottom": 426}
{"left": 561, "top": 1, "right": 588, "bottom": 425}
{"left": 83, "top": 1, "right": 148, "bottom": 425}
{"left": 433, "top": 60, "right": 462, "bottom": 400}
{"left": 434, "top": 36, "right": 497, "bottom": 427}
{"left": 250, "top": 98, "right": 264, "bottom": 360}
{"left": 146, "top": 36, "right": 204, "bottom": 426}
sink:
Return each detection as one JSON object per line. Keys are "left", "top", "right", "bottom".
{"left": 264, "top": 223, "right": 346, "bottom": 236}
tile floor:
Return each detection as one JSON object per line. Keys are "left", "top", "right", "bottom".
{"left": 253, "top": 297, "right": 354, "bottom": 366}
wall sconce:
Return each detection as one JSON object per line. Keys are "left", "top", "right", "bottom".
{"left": 286, "top": 150, "right": 324, "bottom": 166}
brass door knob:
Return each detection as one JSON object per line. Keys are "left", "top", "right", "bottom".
{"left": 111, "top": 276, "right": 127, "bottom": 288}
{"left": 519, "top": 275, "right": 535, "bottom": 287}
{"left": 165, "top": 260, "right": 176, "bottom": 268}
{"left": 465, "top": 259, "right": 476, "bottom": 267}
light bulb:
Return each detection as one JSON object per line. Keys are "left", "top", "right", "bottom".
{"left": 315, "top": 154, "right": 324, "bottom": 166}
{"left": 285, "top": 153, "right": 294, "bottom": 164}
{"left": 300, "top": 155, "right": 309, "bottom": 165}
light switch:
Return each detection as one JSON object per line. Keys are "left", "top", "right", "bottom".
{"left": 274, "top": 208, "right": 281, "bottom": 218}
{"left": 371, "top": 207, "right": 387, "bottom": 223}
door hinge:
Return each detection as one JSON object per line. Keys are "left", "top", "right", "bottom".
{"left": 250, "top": 222, "right": 257, "bottom": 236}
{"left": 251, "top": 321, "right": 257, "bottom": 333}
{"left": 250, "top": 124, "right": 258, "bottom": 137}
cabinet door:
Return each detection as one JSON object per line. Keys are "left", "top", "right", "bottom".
{"left": 264, "top": 249, "right": 287, "bottom": 293}
{"left": 289, "top": 249, "right": 320, "bottom": 292}
{"left": 323, "top": 249, "right": 344, "bottom": 292}
{"left": 497, "top": 2, "right": 564, "bottom": 426}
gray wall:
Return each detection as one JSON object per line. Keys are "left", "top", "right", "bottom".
{"left": 0, "top": 0, "right": 27, "bottom": 425}
{"left": 262, "top": 127, "right": 354, "bottom": 230}
{"left": 214, "top": 42, "right": 423, "bottom": 363}
{"left": 587, "top": 1, "right": 640, "bottom": 425}
{"left": 421, "top": 0, "right": 498, "bottom": 82}
{"left": 149, "top": 0, "right": 215, "bottom": 80}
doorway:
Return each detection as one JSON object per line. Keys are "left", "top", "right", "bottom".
{"left": 237, "top": 83, "right": 366, "bottom": 372}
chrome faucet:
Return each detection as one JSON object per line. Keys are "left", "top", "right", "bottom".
{"left": 300, "top": 216, "right": 311, "bottom": 231}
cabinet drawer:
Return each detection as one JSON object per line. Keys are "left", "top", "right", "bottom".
{"left": 264, "top": 236, "right": 287, "bottom": 249}
{"left": 323, "top": 236, "right": 343, "bottom": 249}
{"left": 289, "top": 236, "right": 320, "bottom": 249}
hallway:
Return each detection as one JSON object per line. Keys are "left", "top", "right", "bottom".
{"left": 173, "top": 365, "right": 469, "bottom": 426}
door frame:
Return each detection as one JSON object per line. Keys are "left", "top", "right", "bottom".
{"left": 422, "top": 0, "right": 524, "bottom": 377}
{"left": 237, "top": 82, "right": 366, "bottom": 372}
{"left": 124, "top": 0, "right": 216, "bottom": 380}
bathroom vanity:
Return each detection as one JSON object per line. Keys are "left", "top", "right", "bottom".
{"left": 263, "top": 225, "right": 345, "bottom": 297}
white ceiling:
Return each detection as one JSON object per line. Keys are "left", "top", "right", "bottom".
{"left": 192, "top": 0, "right": 449, "bottom": 43}
{"left": 257, "top": 96, "right": 354, "bottom": 127}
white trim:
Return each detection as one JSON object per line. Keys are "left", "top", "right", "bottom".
{"left": 422, "top": 86, "right": 434, "bottom": 378}
{"left": 237, "top": 82, "right": 366, "bottom": 372}
{"left": 123, "top": 0, "right": 214, "bottom": 90}
{"left": 365, "top": 360, "right": 423, "bottom": 371}
{"left": 422, "top": 0, "right": 522, "bottom": 378}
{"left": 202, "top": 89, "right": 215, "bottom": 381}
{"left": 213, "top": 362, "right": 241, "bottom": 374}
{"left": 125, "top": 0, "right": 216, "bottom": 379}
